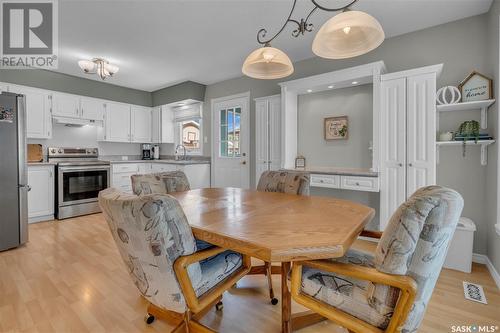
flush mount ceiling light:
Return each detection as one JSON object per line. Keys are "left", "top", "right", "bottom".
{"left": 78, "top": 58, "right": 119, "bottom": 80}
{"left": 242, "top": 0, "right": 384, "bottom": 80}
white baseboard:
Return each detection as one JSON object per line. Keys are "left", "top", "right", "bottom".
{"left": 28, "top": 215, "right": 54, "bottom": 224}
{"left": 472, "top": 253, "right": 500, "bottom": 290}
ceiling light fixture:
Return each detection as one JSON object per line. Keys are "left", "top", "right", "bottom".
{"left": 78, "top": 58, "right": 119, "bottom": 80}
{"left": 242, "top": 0, "right": 384, "bottom": 80}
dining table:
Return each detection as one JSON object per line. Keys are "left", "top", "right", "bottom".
{"left": 169, "top": 187, "right": 375, "bottom": 333}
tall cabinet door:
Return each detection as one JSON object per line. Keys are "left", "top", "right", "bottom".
{"left": 131, "top": 106, "right": 152, "bottom": 143}
{"left": 255, "top": 99, "right": 269, "bottom": 183}
{"left": 11, "top": 85, "right": 52, "bottom": 139}
{"left": 406, "top": 73, "right": 436, "bottom": 197}
{"left": 105, "top": 102, "right": 131, "bottom": 142}
{"left": 380, "top": 78, "right": 407, "bottom": 229}
{"left": 268, "top": 96, "right": 281, "bottom": 171}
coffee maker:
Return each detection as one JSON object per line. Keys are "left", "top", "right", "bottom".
{"left": 142, "top": 143, "right": 152, "bottom": 160}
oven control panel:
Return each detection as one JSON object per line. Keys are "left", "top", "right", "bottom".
{"left": 48, "top": 147, "right": 99, "bottom": 158}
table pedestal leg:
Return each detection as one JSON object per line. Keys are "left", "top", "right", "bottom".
{"left": 281, "top": 261, "right": 292, "bottom": 333}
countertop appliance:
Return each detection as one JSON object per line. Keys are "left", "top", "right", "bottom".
{"left": 0, "top": 91, "right": 28, "bottom": 251}
{"left": 48, "top": 147, "right": 110, "bottom": 219}
{"left": 142, "top": 143, "right": 152, "bottom": 160}
{"left": 152, "top": 144, "right": 160, "bottom": 160}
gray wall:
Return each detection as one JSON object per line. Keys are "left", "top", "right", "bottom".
{"left": 486, "top": 1, "right": 500, "bottom": 275}
{"left": 203, "top": 13, "right": 492, "bottom": 254}
{"left": 0, "top": 69, "right": 152, "bottom": 106}
{"left": 297, "top": 84, "right": 373, "bottom": 169}
{"left": 151, "top": 81, "right": 206, "bottom": 106}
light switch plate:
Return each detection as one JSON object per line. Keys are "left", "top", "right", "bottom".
{"left": 495, "top": 224, "right": 500, "bottom": 236}
{"left": 204, "top": 136, "right": 208, "bottom": 143}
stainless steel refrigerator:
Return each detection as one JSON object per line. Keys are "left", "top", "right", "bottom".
{"left": 0, "top": 91, "right": 28, "bottom": 251}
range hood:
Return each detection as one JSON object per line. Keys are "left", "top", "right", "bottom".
{"left": 53, "top": 116, "right": 103, "bottom": 127}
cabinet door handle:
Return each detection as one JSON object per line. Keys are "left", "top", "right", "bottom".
{"left": 408, "top": 163, "right": 413, "bottom": 167}
{"left": 76, "top": 107, "right": 79, "bottom": 115}
{"left": 398, "top": 163, "right": 403, "bottom": 167}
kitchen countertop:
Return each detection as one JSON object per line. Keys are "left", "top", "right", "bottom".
{"left": 27, "top": 162, "right": 56, "bottom": 166}
{"left": 105, "top": 159, "right": 210, "bottom": 165}
{"left": 285, "top": 167, "right": 378, "bottom": 177}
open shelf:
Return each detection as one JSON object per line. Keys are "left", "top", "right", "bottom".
{"left": 436, "top": 139, "right": 496, "bottom": 166}
{"left": 436, "top": 99, "right": 495, "bottom": 129}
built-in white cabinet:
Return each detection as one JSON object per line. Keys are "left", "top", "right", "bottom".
{"left": 9, "top": 85, "right": 52, "bottom": 139}
{"left": 310, "top": 174, "right": 379, "bottom": 192}
{"left": 28, "top": 165, "right": 54, "bottom": 223}
{"left": 131, "top": 106, "right": 152, "bottom": 143}
{"left": 53, "top": 93, "right": 105, "bottom": 121}
{"left": 101, "top": 103, "right": 152, "bottom": 143}
{"left": 379, "top": 65, "right": 441, "bottom": 229}
{"left": 255, "top": 95, "right": 281, "bottom": 183}
{"left": 152, "top": 106, "right": 175, "bottom": 144}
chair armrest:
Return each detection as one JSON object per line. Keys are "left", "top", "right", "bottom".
{"left": 291, "top": 260, "right": 417, "bottom": 333}
{"left": 174, "top": 246, "right": 251, "bottom": 314}
{"left": 360, "top": 229, "right": 383, "bottom": 239}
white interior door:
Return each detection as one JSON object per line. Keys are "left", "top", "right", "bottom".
{"left": 255, "top": 99, "right": 269, "bottom": 184}
{"left": 380, "top": 77, "right": 407, "bottom": 229}
{"left": 406, "top": 73, "right": 436, "bottom": 197}
{"left": 212, "top": 93, "right": 250, "bottom": 188}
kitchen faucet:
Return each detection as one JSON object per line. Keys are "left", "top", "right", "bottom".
{"left": 175, "top": 144, "right": 187, "bottom": 160}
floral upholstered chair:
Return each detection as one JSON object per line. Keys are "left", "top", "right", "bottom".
{"left": 131, "top": 170, "right": 190, "bottom": 196}
{"left": 98, "top": 188, "right": 251, "bottom": 332}
{"left": 257, "top": 170, "right": 310, "bottom": 196}
{"left": 131, "top": 171, "right": 213, "bottom": 252}
{"left": 291, "top": 185, "right": 464, "bottom": 333}
{"left": 252, "top": 170, "right": 310, "bottom": 305}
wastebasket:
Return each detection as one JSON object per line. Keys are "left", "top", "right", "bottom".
{"left": 444, "top": 217, "right": 476, "bottom": 273}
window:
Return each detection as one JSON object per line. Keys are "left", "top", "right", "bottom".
{"left": 220, "top": 107, "right": 241, "bottom": 157}
{"left": 177, "top": 118, "right": 202, "bottom": 155}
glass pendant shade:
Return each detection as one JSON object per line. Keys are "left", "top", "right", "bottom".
{"left": 312, "top": 10, "right": 385, "bottom": 59}
{"left": 78, "top": 60, "right": 96, "bottom": 73}
{"left": 242, "top": 46, "right": 294, "bottom": 79}
{"left": 104, "top": 63, "right": 119, "bottom": 75}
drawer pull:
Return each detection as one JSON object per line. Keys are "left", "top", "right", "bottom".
{"left": 355, "top": 182, "right": 360, "bottom": 186}
{"left": 320, "top": 180, "right": 324, "bottom": 183}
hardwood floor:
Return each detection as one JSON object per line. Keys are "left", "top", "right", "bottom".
{"left": 0, "top": 214, "right": 499, "bottom": 333}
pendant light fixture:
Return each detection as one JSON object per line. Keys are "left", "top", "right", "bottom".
{"left": 242, "top": 0, "right": 384, "bottom": 79}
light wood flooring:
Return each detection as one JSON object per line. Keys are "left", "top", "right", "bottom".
{"left": 0, "top": 213, "right": 499, "bottom": 333}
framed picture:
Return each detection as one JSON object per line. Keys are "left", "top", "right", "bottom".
{"left": 295, "top": 155, "right": 306, "bottom": 169}
{"left": 324, "top": 116, "right": 348, "bottom": 140}
{"left": 458, "top": 71, "right": 493, "bottom": 102}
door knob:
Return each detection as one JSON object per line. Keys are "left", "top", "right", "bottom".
{"left": 398, "top": 163, "right": 403, "bottom": 167}
{"left": 408, "top": 163, "right": 413, "bottom": 167}
{"left": 241, "top": 161, "right": 247, "bottom": 165}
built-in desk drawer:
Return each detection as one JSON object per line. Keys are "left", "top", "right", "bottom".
{"left": 310, "top": 174, "right": 340, "bottom": 189}
{"left": 341, "top": 175, "right": 379, "bottom": 192}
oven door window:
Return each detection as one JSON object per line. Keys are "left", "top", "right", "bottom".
{"left": 62, "top": 170, "right": 108, "bottom": 203}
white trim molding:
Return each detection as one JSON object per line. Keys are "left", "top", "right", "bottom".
{"left": 473, "top": 253, "right": 500, "bottom": 290}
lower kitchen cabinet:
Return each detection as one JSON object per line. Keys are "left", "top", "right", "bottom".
{"left": 111, "top": 162, "right": 210, "bottom": 193}
{"left": 28, "top": 165, "right": 55, "bottom": 223}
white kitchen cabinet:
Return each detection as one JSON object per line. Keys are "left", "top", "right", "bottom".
{"left": 80, "top": 97, "right": 105, "bottom": 121}
{"left": 104, "top": 102, "right": 131, "bottom": 142}
{"left": 255, "top": 95, "right": 281, "bottom": 183}
{"left": 10, "top": 85, "right": 52, "bottom": 139}
{"left": 131, "top": 106, "right": 152, "bottom": 143}
{"left": 150, "top": 163, "right": 177, "bottom": 173}
{"left": 152, "top": 106, "right": 175, "bottom": 144}
{"left": 53, "top": 92, "right": 80, "bottom": 118}
{"left": 181, "top": 164, "right": 210, "bottom": 189}
{"left": 379, "top": 65, "right": 440, "bottom": 229}
{"left": 28, "top": 165, "right": 54, "bottom": 223}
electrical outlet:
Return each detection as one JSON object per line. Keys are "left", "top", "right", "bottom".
{"left": 121, "top": 156, "right": 128, "bottom": 161}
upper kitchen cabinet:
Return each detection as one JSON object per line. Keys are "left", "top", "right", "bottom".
{"left": 53, "top": 93, "right": 105, "bottom": 121}
{"left": 131, "top": 105, "right": 152, "bottom": 143}
{"left": 152, "top": 105, "right": 175, "bottom": 144}
{"left": 103, "top": 102, "right": 131, "bottom": 142}
{"left": 80, "top": 97, "right": 106, "bottom": 121}
{"left": 9, "top": 85, "right": 52, "bottom": 139}
{"left": 53, "top": 92, "right": 80, "bottom": 118}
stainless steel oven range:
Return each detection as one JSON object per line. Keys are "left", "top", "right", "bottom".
{"left": 48, "top": 147, "right": 110, "bottom": 219}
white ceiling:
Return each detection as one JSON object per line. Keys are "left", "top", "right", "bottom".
{"left": 56, "top": 0, "right": 492, "bottom": 92}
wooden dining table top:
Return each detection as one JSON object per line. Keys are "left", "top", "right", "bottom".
{"left": 169, "top": 188, "right": 375, "bottom": 262}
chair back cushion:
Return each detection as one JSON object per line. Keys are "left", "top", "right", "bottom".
{"left": 98, "top": 188, "right": 201, "bottom": 313}
{"left": 374, "top": 185, "right": 463, "bottom": 332}
{"left": 257, "top": 170, "right": 310, "bottom": 195}
{"left": 131, "top": 171, "right": 191, "bottom": 196}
